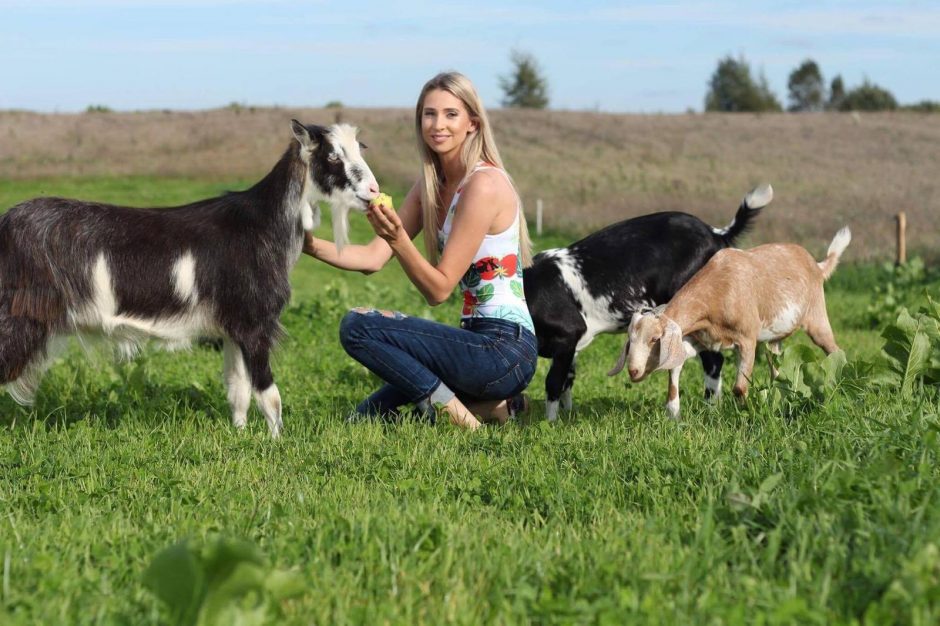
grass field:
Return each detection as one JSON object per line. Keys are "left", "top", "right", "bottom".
{"left": 1, "top": 176, "right": 939, "bottom": 625}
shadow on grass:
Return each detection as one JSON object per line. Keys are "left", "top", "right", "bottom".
{"left": 0, "top": 379, "right": 230, "bottom": 431}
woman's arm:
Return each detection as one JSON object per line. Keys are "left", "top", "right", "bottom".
{"left": 303, "top": 234, "right": 391, "bottom": 275}
{"left": 368, "top": 170, "right": 514, "bottom": 305}
{"left": 303, "top": 183, "right": 424, "bottom": 274}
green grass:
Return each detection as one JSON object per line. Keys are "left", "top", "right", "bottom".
{"left": 1, "top": 177, "right": 939, "bottom": 624}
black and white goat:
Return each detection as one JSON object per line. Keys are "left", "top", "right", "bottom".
{"left": 0, "top": 120, "right": 378, "bottom": 437}
{"left": 523, "top": 184, "right": 773, "bottom": 421}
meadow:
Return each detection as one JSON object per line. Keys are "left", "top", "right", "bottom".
{"left": 1, "top": 111, "right": 939, "bottom": 624}
{"left": 2, "top": 107, "right": 939, "bottom": 261}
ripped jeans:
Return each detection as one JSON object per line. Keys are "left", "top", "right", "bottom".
{"left": 339, "top": 308, "right": 538, "bottom": 421}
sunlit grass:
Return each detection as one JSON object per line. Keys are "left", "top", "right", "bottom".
{"left": 1, "top": 177, "right": 938, "bottom": 624}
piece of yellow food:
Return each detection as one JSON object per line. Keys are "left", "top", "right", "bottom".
{"left": 370, "top": 192, "right": 394, "bottom": 210}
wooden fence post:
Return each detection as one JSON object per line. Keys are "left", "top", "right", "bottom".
{"left": 896, "top": 211, "right": 907, "bottom": 266}
{"left": 536, "top": 198, "right": 543, "bottom": 236}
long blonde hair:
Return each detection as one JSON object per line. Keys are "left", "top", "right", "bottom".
{"left": 415, "top": 71, "right": 533, "bottom": 267}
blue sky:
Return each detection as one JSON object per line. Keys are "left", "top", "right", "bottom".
{"left": 2, "top": 0, "right": 937, "bottom": 113}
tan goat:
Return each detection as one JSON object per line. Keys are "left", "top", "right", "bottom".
{"left": 609, "top": 227, "right": 851, "bottom": 418}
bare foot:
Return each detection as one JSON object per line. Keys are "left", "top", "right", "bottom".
{"left": 442, "top": 397, "right": 483, "bottom": 430}
{"left": 466, "top": 399, "right": 510, "bottom": 425}
{"left": 466, "top": 394, "right": 528, "bottom": 425}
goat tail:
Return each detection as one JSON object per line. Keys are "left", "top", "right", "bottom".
{"left": 818, "top": 226, "right": 852, "bottom": 280}
{"left": 715, "top": 183, "right": 773, "bottom": 245}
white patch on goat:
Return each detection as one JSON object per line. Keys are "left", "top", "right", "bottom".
{"left": 745, "top": 184, "right": 774, "bottom": 210}
{"left": 223, "top": 339, "right": 251, "bottom": 429}
{"left": 299, "top": 179, "right": 316, "bottom": 233}
{"left": 255, "top": 384, "right": 283, "bottom": 438}
{"left": 284, "top": 145, "right": 318, "bottom": 235}
{"left": 561, "top": 387, "right": 573, "bottom": 411}
{"left": 92, "top": 252, "right": 118, "bottom": 325}
{"left": 712, "top": 184, "right": 773, "bottom": 235}
{"left": 666, "top": 366, "right": 683, "bottom": 419}
{"left": 758, "top": 302, "right": 803, "bottom": 342}
{"left": 827, "top": 226, "right": 852, "bottom": 258}
{"left": 550, "top": 250, "right": 621, "bottom": 351}
{"left": 68, "top": 252, "right": 219, "bottom": 353}
{"left": 546, "top": 399, "right": 560, "bottom": 422}
{"left": 172, "top": 252, "right": 198, "bottom": 304}
{"left": 281, "top": 170, "right": 317, "bottom": 272}
{"left": 705, "top": 374, "right": 722, "bottom": 401}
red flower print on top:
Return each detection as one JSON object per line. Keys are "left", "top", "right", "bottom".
{"left": 475, "top": 254, "right": 518, "bottom": 280}
{"left": 462, "top": 290, "right": 477, "bottom": 316}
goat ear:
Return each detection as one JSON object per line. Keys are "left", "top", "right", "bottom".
{"left": 628, "top": 311, "right": 643, "bottom": 332}
{"left": 291, "top": 119, "right": 318, "bottom": 150}
{"left": 657, "top": 319, "right": 690, "bottom": 371}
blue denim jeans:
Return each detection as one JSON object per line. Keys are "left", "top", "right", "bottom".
{"left": 339, "top": 309, "right": 538, "bottom": 421}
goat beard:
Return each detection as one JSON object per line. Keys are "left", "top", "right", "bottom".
{"left": 332, "top": 205, "right": 352, "bottom": 252}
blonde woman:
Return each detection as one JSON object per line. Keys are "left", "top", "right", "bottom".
{"left": 304, "top": 71, "right": 536, "bottom": 429}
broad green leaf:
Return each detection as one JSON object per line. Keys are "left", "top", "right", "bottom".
{"left": 202, "top": 539, "right": 265, "bottom": 591}
{"left": 142, "top": 542, "right": 205, "bottom": 626}
{"left": 264, "top": 570, "right": 307, "bottom": 601}
{"left": 201, "top": 562, "right": 267, "bottom": 626}
{"left": 820, "top": 350, "right": 847, "bottom": 385}
{"left": 476, "top": 283, "right": 495, "bottom": 303}
{"left": 462, "top": 267, "right": 481, "bottom": 289}
{"left": 879, "top": 309, "right": 931, "bottom": 396}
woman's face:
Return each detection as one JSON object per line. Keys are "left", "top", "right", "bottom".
{"left": 420, "top": 88, "right": 478, "bottom": 159}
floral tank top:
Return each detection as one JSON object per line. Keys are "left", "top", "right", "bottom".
{"left": 438, "top": 163, "right": 535, "bottom": 333}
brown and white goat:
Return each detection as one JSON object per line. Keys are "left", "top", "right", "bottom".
{"left": 609, "top": 227, "right": 851, "bottom": 418}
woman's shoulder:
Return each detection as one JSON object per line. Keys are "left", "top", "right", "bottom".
{"left": 461, "top": 166, "right": 513, "bottom": 199}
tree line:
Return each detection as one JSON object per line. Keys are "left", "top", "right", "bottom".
{"left": 499, "top": 50, "right": 938, "bottom": 113}
{"left": 705, "top": 55, "right": 938, "bottom": 113}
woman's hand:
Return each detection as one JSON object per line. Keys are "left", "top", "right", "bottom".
{"left": 303, "top": 232, "right": 320, "bottom": 258}
{"left": 366, "top": 198, "right": 408, "bottom": 247}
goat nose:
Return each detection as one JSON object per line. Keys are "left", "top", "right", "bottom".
{"left": 368, "top": 181, "right": 380, "bottom": 195}
{"left": 628, "top": 368, "right": 639, "bottom": 379}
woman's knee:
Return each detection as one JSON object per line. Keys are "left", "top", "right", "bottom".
{"left": 339, "top": 307, "right": 403, "bottom": 350}
{"left": 339, "top": 309, "right": 369, "bottom": 350}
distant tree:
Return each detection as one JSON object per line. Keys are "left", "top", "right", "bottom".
{"left": 226, "top": 101, "right": 256, "bottom": 114}
{"left": 787, "top": 59, "right": 825, "bottom": 112}
{"left": 85, "top": 104, "right": 112, "bottom": 113}
{"left": 903, "top": 100, "right": 940, "bottom": 112}
{"left": 827, "top": 75, "right": 846, "bottom": 111}
{"left": 839, "top": 80, "right": 898, "bottom": 111}
{"left": 499, "top": 50, "right": 549, "bottom": 109}
{"left": 704, "top": 55, "right": 782, "bottom": 112}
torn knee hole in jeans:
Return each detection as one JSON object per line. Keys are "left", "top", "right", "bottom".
{"left": 350, "top": 307, "right": 407, "bottom": 320}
